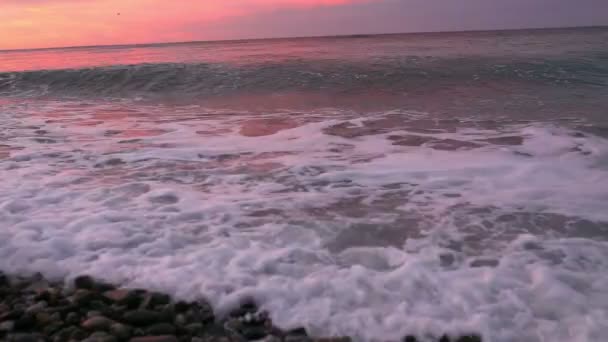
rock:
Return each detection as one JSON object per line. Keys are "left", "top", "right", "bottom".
{"left": 314, "top": 338, "right": 351, "bottom": 342}
{"left": 7, "top": 333, "right": 45, "bottom": 342}
{"left": 173, "top": 313, "right": 187, "bottom": 327}
{"left": 439, "top": 336, "right": 450, "bottom": 342}
{"left": 72, "top": 289, "right": 103, "bottom": 306}
{"left": 70, "top": 327, "right": 89, "bottom": 340}
{"left": 0, "top": 320, "right": 15, "bottom": 333}
{"left": 66, "top": 312, "right": 81, "bottom": 325}
{"left": 104, "top": 290, "right": 143, "bottom": 308}
{"left": 84, "top": 331, "right": 119, "bottom": 342}
{"left": 122, "top": 310, "right": 163, "bottom": 326}
{"left": 286, "top": 328, "right": 311, "bottom": 342}
{"left": 110, "top": 323, "right": 133, "bottom": 340}
{"left": 74, "top": 275, "right": 96, "bottom": 290}
{"left": 82, "top": 316, "right": 117, "bottom": 331}
{"left": 1, "top": 309, "right": 24, "bottom": 321}
{"left": 140, "top": 292, "right": 171, "bottom": 309}
{"left": 456, "top": 335, "right": 482, "bottom": 342}
{"left": 14, "top": 313, "right": 36, "bottom": 330}
{"left": 145, "top": 323, "right": 176, "bottom": 335}
{"left": 403, "top": 336, "right": 418, "bottom": 342}
{"left": 88, "top": 311, "right": 104, "bottom": 318}
{"left": 52, "top": 327, "right": 77, "bottom": 342}
{"left": 43, "top": 321, "right": 64, "bottom": 336}
{"left": 184, "top": 323, "right": 203, "bottom": 335}
{"left": 34, "top": 312, "right": 53, "bottom": 326}
{"left": 129, "top": 336, "right": 179, "bottom": 342}
{"left": 229, "top": 301, "right": 258, "bottom": 318}
{"left": 25, "top": 301, "right": 47, "bottom": 314}
{"left": 173, "top": 301, "right": 189, "bottom": 313}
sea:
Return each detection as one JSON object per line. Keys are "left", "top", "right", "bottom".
{"left": 1, "top": 27, "right": 608, "bottom": 342}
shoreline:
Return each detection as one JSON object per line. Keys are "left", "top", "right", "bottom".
{"left": 0, "top": 272, "right": 482, "bottom": 342}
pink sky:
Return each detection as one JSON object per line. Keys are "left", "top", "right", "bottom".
{"left": 0, "top": 0, "right": 366, "bottom": 50}
{"left": 1, "top": 0, "right": 606, "bottom": 50}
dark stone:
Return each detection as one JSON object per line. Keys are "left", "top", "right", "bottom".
{"left": 456, "top": 335, "right": 482, "bottom": 342}
{"left": 288, "top": 328, "right": 308, "bottom": 336}
{"left": 14, "top": 313, "right": 36, "bottom": 331}
{"left": 1, "top": 309, "right": 24, "bottom": 321}
{"left": 82, "top": 316, "right": 117, "bottom": 331}
{"left": 34, "top": 312, "right": 53, "bottom": 326}
{"left": 229, "top": 301, "right": 258, "bottom": 318}
{"left": 439, "top": 335, "right": 450, "bottom": 342}
{"left": 129, "top": 336, "right": 179, "bottom": 342}
{"left": 84, "top": 331, "right": 119, "bottom": 342}
{"left": 314, "top": 338, "right": 351, "bottom": 342}
{"left": 0, "top": 321, "right": 15, "bottom": 333}
{"left": 140, "top": 293, "right": 171, "bottom": 309}
{"left": 43, "top": 322, "right": 64, "bottom": 336}
{"left": 145, "top": 323, "right": 176, "bottom": 335}
{"left": 104, "top": 290, "right": 143, "bottom": 309}
{"left": 184, "top": 323, "right": 203, "bottom": 336}
{"left": 74, "top": 275, "right": 96, "bottom": 290}
{"left": 7, "top": 333, "right": 46, "bottom": 342}
{"left": 110, "top": 323, "right": 133, "bottom": 340}
{"left": 122, "top": 310, "right": 164, "bottom": 326}
{"left": 66, "top": 312, "right": 81, "bottom": 325}
{"left": 70, "top": 327, "right": 89, "bottom": 340}
{"left": 72, "top": 289, "right": 103, "bottom": 306}
{"left": 403, "top": 337, "right": 418, "bottom": 342}
{"left": 52, "top": 327, "right": 76, "bottom": 342}
{"left": 173, "top": 302, "right": 189, "bottom": 313}
{"left": 240, "top": 325, "right": 268, "bottom": 340}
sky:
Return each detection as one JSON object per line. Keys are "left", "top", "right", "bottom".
{"left": 1, "top": 0, "right": 607, "bottom": 50}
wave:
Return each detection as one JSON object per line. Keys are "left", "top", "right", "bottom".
{"left": 1, "top": 55, "right": 607, "bottom": 98}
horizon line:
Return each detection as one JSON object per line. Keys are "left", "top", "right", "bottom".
{"left": 1, "top": 24, "right": 607, "bottom": 53}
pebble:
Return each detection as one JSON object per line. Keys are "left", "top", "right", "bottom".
{"left": 81, "top": 316, "right": 117, "bottom": 331}
{"left": 129, "top": 336, "right": 179, "bottom": 342}
{"left": 0, "top": 273, "right": 485, "bottom": 342}
{"left": 122, "top": 310, "right": 163, "bottom": 326}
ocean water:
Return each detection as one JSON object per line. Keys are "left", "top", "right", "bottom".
{"left": 1, "top": 27, "right": 608, "bottom": 341}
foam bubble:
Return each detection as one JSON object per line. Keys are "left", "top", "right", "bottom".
{"left": 1, "top": 101, "right": 607, "bottom": 341}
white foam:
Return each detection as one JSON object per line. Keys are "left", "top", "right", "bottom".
{"left": 1, "top": 101, "right": 608, "bottom": 341}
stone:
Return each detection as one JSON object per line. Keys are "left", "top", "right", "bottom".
{"left": 140, "top": 292, "right": 171, "bottom": 309}
{"left": 7, "top": 333, "right": 46, "bottom": 342}
{"left": 145, "top": 323, "right": 176, "bottom": 335}
{"left": 456, "top": 335, "right": 482, "bottom": 342}
{"left": 70, "top": 328, "right": 89, "bottom": 340}
{"left": 104, "top": 290, "right": 143, "bottom": 308}
{"left": 173, "top": 301, "right": 190, "bottom": 313}
{"left": 314, "top": 338, "right": 351, "bottom": 342}
{"left": 35, "top": 312, "right": 53, "bottom": 326}
{"left": 122, "top": 310, "right": 163, "bottom": 326}
{"left": 286, "top": 327, "right": 311, "bottom": 342}
{"left": 25, "top": 301, "right": 47, "bottom": 314}
{"left": 66, "top": 312, "right": 81, "bottom": 325}
{"left": 0, "top": 320, "right": 15, "bottom": 333}
{"left": 84, "top": 331, "right": 119, "bottom": 342}
{"left": 82, "top": 316, "right": 117, "bottom": 331}
{"left": 128, "top": 336, "right": 179, "bottom": 342}
{"left": 43, "top": 322, "right": 64, "bottom": 336}
{"left": 52, "top": 327, "right": 76, "bottom": 342}
{"left": 403, "top": 336, "right": 418, "bottom": 342}
{"left": 110, "top": 323, "right": 133, "bottom": 340}
{"left": 72, "top": 289, "right": 102, "bottom": 306}
{"left": 14, "top": 313, "right": 36, "bottom": 330}
{"left": 74, "top": 275, "right": 96, "bottom": 290}
{"left": 88, "top": 311, "right": 104, "bottom": 318}
{"left": 184, "top": 323, "right": 203, "bottom": 335}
